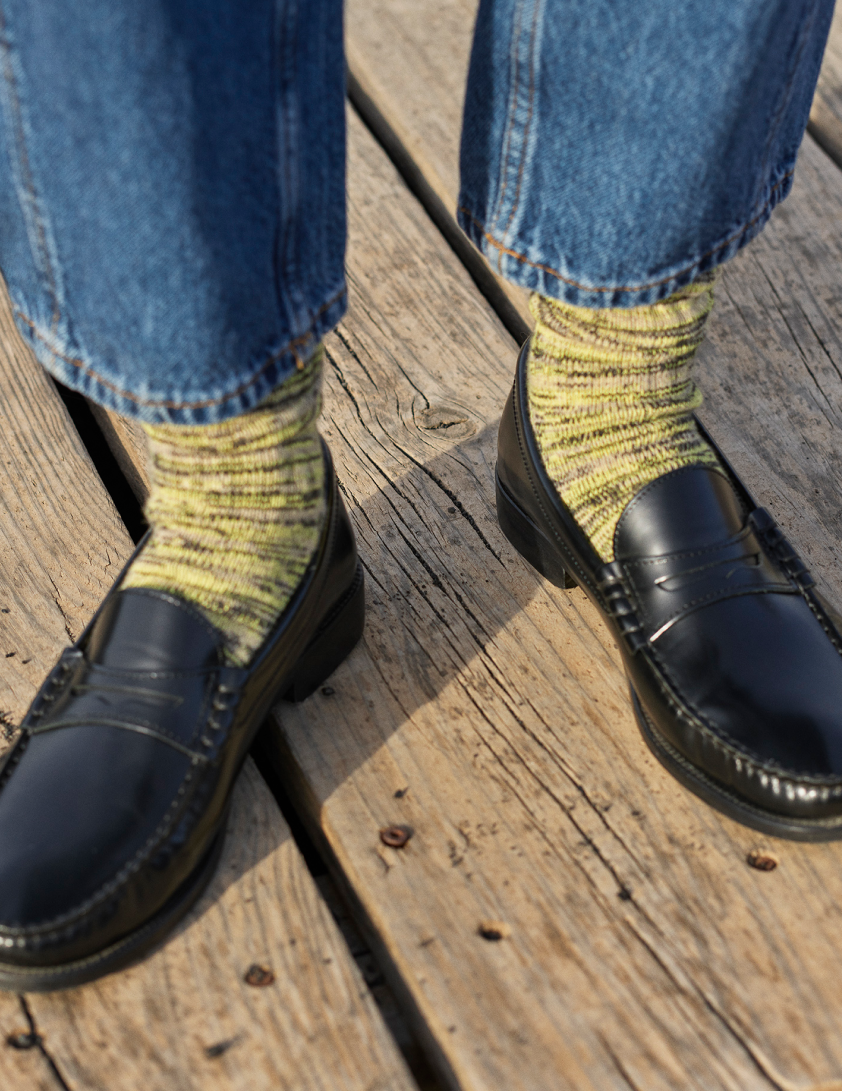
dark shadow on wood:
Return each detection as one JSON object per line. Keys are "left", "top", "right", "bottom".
{"left": 53, "top": 381, "right": 147, "bottom": 544}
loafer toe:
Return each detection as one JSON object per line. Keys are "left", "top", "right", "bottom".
{"left": 0, "top": 724, "right": 196, "bottom": 957}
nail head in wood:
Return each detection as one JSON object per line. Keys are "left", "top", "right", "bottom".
{"left": 477, "top": 920, "right": 511, "bottom": 941}
{"left": 746, "top": 850, "right": 778, "bottom": 872}
{"left": 379, "top": 825, "right": 412, "bottom": 848}
{"left": 243, "top": 963, "right": 275, "bottom": 987}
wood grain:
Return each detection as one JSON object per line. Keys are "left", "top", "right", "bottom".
{"left": 256, "top": 108, "right": 842, "bottom": 1090}
{"left": 88, "top": 403, "right": 150, "bottom": 505}
{"left": 345, "top": 0, "right": 470, "bottom": 217}
{"left": 16, "top": 759, "right": 414, "bottom": 1091}
{"left": 79, "top": 30, "right": 842, "bottom": 1087}
{"left": 0, "top": 995, "right": 62, "bottom": 1090}
{"left": 699, "top": 135, "right": 842, "bottom": 610}
{"left": 0, "top": 282, "right": 415, "bottom": 1090}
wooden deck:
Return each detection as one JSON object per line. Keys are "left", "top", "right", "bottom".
{"left": 3, "top": 4, "right": 842, "bottom": 1089}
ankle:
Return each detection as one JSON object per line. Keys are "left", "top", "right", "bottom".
{"left": 526, "top": 277, "right": 720, "bottom": 560}
{"left": 123, "top": 349, "right": 327, "bottom": 665}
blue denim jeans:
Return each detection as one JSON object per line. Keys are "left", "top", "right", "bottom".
{"left": 0, "top": 0, "right": 832, "bottom": 423}
{"left": 0, "top": 0, "right": 346, "bottom": 424}
{"left": 459, "top": 0, "right": 835, "bottom": 308}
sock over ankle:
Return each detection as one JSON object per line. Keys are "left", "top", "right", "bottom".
{"left": 526, "top": 273, "right": 721, "bottom": 561}
{"left": 123, "top": 349, "right": 326, "bottom": 666}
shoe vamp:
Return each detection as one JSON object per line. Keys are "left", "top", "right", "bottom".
{"left": 653, "top": 593, "right": 842, "bottom": 777}
{"left": 0, "top": 726, "right": 191, "bottom": 928}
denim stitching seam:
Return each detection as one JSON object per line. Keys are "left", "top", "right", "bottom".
{"left": 492, "top": 0, "right": 530, "bottom": 242}
{"left": 459, "top": 168, "right": 794, "bottom": 295}
{"left": 500, "top": 0, "right": 541, "bottom": 240}
{"left": 0, "top": 0, "right": 61, "bottom": 331}
{"left": 13, "top": 285, "right": 345, "bottom": 410}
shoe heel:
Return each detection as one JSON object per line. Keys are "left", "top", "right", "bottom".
{"left": 283, "top": 565, "right": 366, "bottom": 702}
{"left": 496, "top": 475, "right": 577, "bottom": 590}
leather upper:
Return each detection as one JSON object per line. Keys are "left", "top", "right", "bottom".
{"left": 0, "top": 445, "right": 359, "bottom": 967}
{"left": 497, "top": 340, "right": 842, "bottom": 821}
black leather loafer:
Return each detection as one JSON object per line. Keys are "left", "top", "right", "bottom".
{"left": 497, "top": 341, "right": 842, "bottom": 841}
{"left": 0, "top": 444, "right": 364, "bottom": 990}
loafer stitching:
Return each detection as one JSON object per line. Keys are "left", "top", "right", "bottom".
{"left": 503, "top": 341, "right": 842, "bottom": 816}
{"left": 621, "top": 526, "right": 756, "bottom": 568}
{"left": 639, "top": 583, "right": 793, "bottom": 643}
{"left": 1, "top": 673, "right": 244, "bottom": 946}
{"left": 0, "top": 732, "right": 29, "bottom": 793}
{"left": 801, "top": 589, "right": 842, "bottom": 660}
{"left": 0, "top": 674, "right": 241, "bottom": 940}
{"left": 28, "top": 717, "right": 213, "bottom": 761}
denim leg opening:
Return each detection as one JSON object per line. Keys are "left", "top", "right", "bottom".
{"left": 457, "top": 168, "right": 796, "bottom": 308}
{"left": 10, "top": 285, "right": 346, "bottom": 425}
{"left": 459, "top": 0, "right": 835, "bottom": 309}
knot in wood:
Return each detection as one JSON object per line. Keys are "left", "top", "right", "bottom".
{"left": 416, "top": 403, "right": 476, "bottom": 439}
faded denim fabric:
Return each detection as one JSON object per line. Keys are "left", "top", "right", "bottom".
{"left": 458, "top": 0, "right": 835, "bottom": 308}
{"left": 0, "top": 0, "right": 346, "bottom": 423}
{"left": 0, "top": 2, "right": 833, "bottom": 422}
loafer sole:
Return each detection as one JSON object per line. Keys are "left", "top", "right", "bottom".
{"left": 631, "top": 691, "right": 842, "bottom": 841}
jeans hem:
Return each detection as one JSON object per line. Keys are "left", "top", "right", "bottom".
{"left": 457, "top": 167, "right": 794, "bottom": 308}
{"left": 13, "top": 287, "right": 347, "bottom": 425}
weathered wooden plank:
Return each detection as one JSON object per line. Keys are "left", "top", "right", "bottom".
{"left": 257, "top": 108, "right": 842, "bottom": 1090}
{"left": 810, "top": 5, "right": 842, "bottom": 166}
{"left": 346, "top": 0, "right": 470, "bottom": 217}
{"left": 0, "top": 995, "right": 62, "bottom": 1090}
{"left": 16, "top": 759, "right": 415, "bottom": 1091}
{"left": 0, "top": 283, "right": 415, "bottom": 1090}
{"left": 698, "top": 135, "right": 842, "bottom": 610}
{"left": 82, "top": 58, "right": 842, "bottom": 1091}
{"left": 345, "top": 0, "right": 531, "bottom": 331}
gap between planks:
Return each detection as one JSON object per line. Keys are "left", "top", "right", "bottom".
{"left": 810, "top": 3, "right": 842, "bottom": 169}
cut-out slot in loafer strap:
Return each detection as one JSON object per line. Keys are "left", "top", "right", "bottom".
{"left": 618, "top": 524, "right": 795, "bottom": 644}
{"left": 27, "top": 718, "right": 212, "bottom": 761}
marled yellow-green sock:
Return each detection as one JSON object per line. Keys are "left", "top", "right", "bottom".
{"left": 123, "top": 349, "right": 326, "bottom": 666}
{"left": 527, "top": 273, "right": 721, "bottom": 561}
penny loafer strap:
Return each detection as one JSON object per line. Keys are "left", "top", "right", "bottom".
{"left": 600, "top": 514, "right": 801, "bottom": 648}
